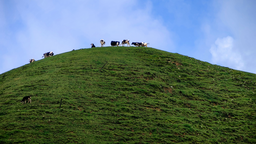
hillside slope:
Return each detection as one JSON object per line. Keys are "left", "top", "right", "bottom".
{"left": 0, "top": 47, "right": 255, "bottom": 143}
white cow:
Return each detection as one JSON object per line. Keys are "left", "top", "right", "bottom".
{"left": 100, "top": 39, "right": 105, "bottom": 47}
{"left": 141, "top": 42, "right": 149, "bottom": 47}
{"left": 29, "top": 59, "right": 35, "bottom": 63}
{"left": 122, "top": 39, "right": 130, "bottom": 46}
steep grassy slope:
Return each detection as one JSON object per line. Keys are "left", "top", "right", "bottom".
{"left": 0, "top": 46, "right": 255, "bottom": 143}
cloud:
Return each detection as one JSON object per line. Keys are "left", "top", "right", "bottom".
{"left": 216, "top": 0, "right": 256, "bottom": 73}
{"left": 0, "top": 0, "right": 174, "bottom": 74}
{"left": 210, "top": 36, "right": 244, "bottom": 70}
{"left": 197, "top": 0, "right": 256, "bottom": 73}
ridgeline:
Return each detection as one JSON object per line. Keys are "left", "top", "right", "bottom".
{"left": 0, "top": 47, "right": 255, "bottom": 143}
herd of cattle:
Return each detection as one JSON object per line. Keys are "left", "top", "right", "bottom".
{"left": 92, "top": 39, "right": 149, "bottom": 48}
{"left": 29, "top": 39, "right": 149, "bottom": 63}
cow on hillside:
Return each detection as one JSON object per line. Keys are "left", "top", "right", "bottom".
{"left": 100, "top": 39, "right": 105, "bottom": 47}
{"left": 111, "top": 41, "right": 120, "bottom": 46}
{"left": 29, "top": 59, "right": 35, "bottom": 63}
{"left": 141, "top": 42, "right": 149, "bottom": 47}
{"left": 122, "top": 39, "right": 130, "bottom": 46}
{"left": 42, "top": 51, "right": 54, "bottom": 58}
{"left": 21, "top": 96, "right": 31, "bottom": 104}
{"left": 91, "top": 43, "right": 96, "bottom": 48}
{"left": 131, "top": 42, "right": 143, "bottom": 47}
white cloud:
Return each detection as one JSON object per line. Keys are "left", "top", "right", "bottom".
{"left": 212, "top": 0, "right": 256, "bottom": 73}
{"left": 197, "top": 0, "right": 256, "bottom": 73}
{"left": 210, "top": 36, "right": 244, "bottom": 70}
{"left": 0, "top": 0, "right": 175, "bottom": 74}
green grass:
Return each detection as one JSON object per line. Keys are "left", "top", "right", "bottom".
{"left": 0, "top": 46, "right": 255, "bottom": 143}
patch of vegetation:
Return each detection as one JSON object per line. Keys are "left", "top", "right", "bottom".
{"left": 0, "top": 46, "right": 255, "bottom": 143}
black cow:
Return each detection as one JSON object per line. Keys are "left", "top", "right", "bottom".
{"left": 91, "top": 43, "right": 96, "bottom": 48}
{"left": 21, "top": 96, "right": 31, "bottom": 104}
{"left": 111, "top": 41, "right": 120, "bottom": 46}
{"left": 131, "top": 42, "right": 143, "bottom": 47}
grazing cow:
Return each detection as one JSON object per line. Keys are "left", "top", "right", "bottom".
{"left": 91, "top": 43, "right": 96, "bottom": 48}
{"left": 29, "top": 59, "right": 35, "bottom": 63}
{"left": 131, "top": 42, "right": 143, "bottom": 47}
{"left": 43, "top": 51, "right": 54, "bottom": 58}
{"left": 141, "top": 42, "right": 149, "bottom": 47}
{"left": 111, "top": 41, "right": 120, "bottom": 46}
{"left": 42, "top": 51, "right": 54, "bottom": 58}
{"left": 21, "top": 96, "right": 31, "bottom": 104}
{"left": 100, "top": 39, "right": 105, "bottom": 47}
{"left": 122, "top": 39, "right": 130, "bottom": 46}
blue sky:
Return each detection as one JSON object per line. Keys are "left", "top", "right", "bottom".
{"left": 1, "top": 0, "right": 256, "bottom": 74}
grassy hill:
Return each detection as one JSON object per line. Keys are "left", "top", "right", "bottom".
{"left": 0, "top": 46, "right": 255, "bottom": 143}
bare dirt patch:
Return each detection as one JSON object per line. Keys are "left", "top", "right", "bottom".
{"left": 146, "top": 107, "right": 161, "bottom": 111}
{"left": 163, "top": 87, "right": 173, "bottom": 93}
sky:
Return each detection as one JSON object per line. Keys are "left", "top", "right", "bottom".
{"left": 0, "top": 0, "right": 256, "bottom": 74}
